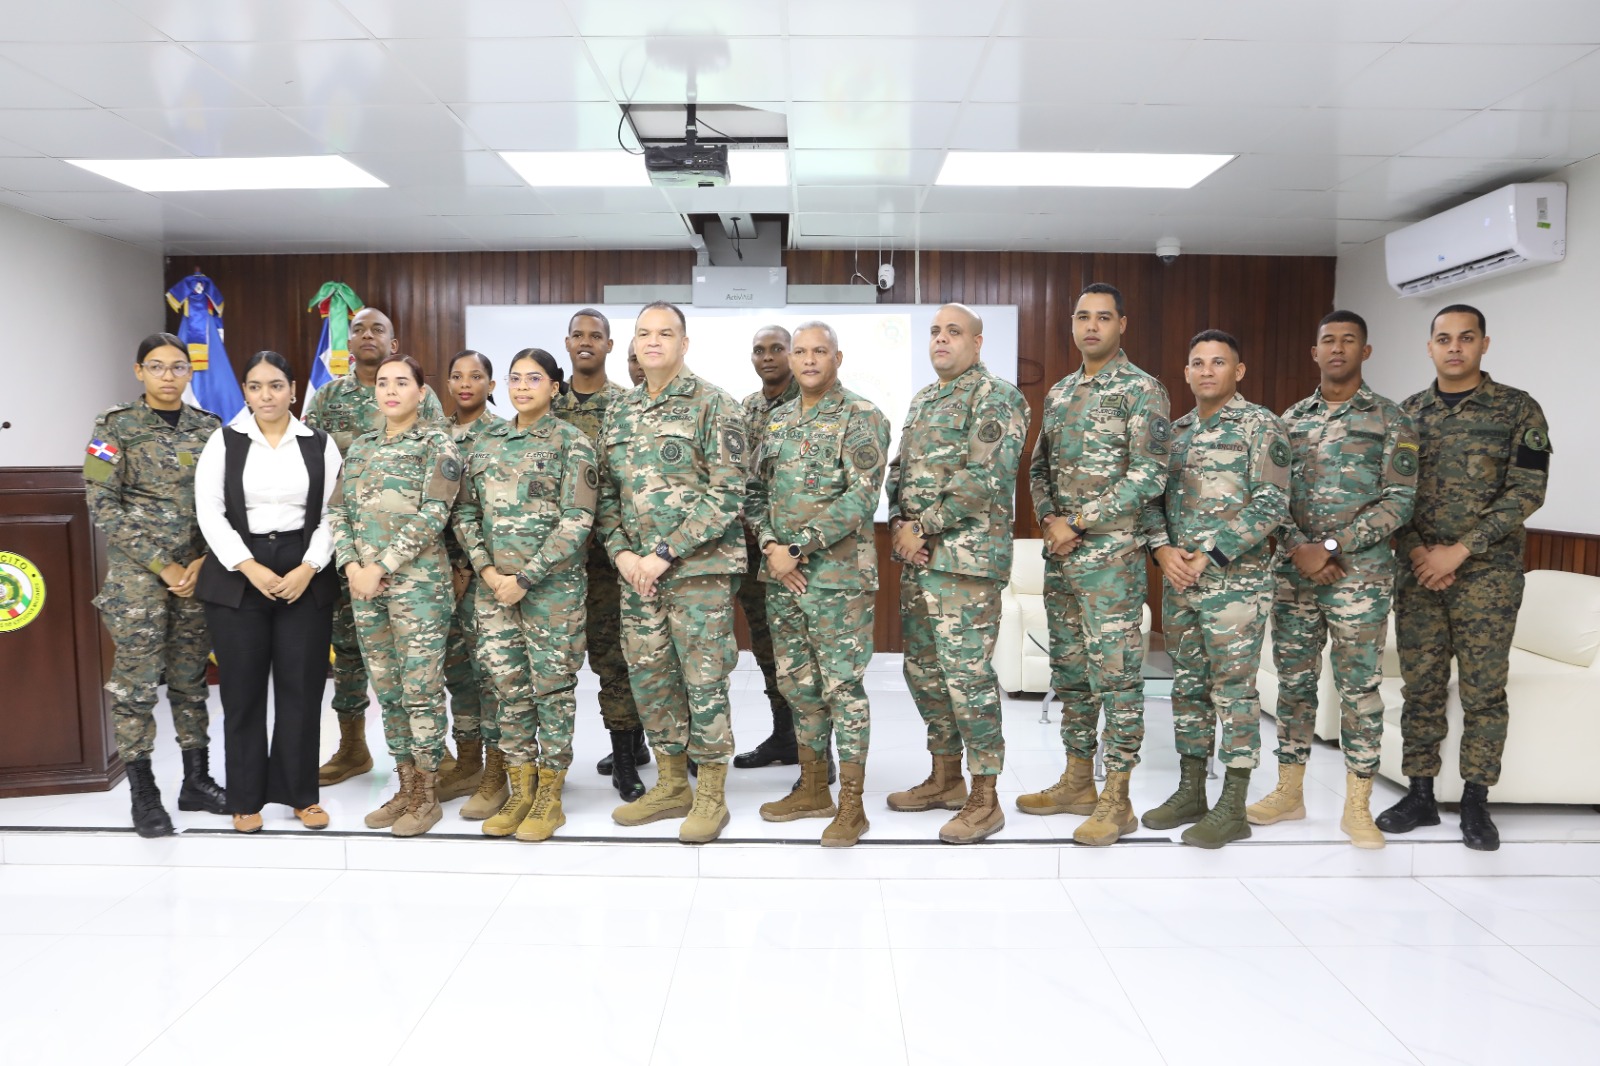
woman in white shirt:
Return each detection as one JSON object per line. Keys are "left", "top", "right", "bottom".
{"left": 196, "top": 351, "right": 342, "bottom": 832}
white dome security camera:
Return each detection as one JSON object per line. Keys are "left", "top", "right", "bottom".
{"left": 877, "top": 262, "right": 895, "bottom": 290}
{"left": 1156, "top": 238, "right": 1181, "bottom": 264}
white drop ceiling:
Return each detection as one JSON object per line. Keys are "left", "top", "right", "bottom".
{"left": 2, "top": 0, "right": 1599, "bottom": 256}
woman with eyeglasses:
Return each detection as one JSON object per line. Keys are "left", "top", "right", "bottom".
{"left": 194, "top": 351, "right": 341, "bottom": 833}
{"left": 83, "top": 332, "right": 227, "bottom": 837}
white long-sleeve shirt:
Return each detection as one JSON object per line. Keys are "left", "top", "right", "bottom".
{"left": 196, "top": 412, "right": 342, "bottom": 572}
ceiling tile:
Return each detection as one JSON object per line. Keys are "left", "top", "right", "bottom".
{"left": 656, "top": 185, "right": 791, "bottom": 214}
{"left": 385, "top": 37, "right": 611, "bottom": 103}
{"left": 449, "top": 102, "right": 626, "bottom": 150}
{"left": 970, "top": 39, "right": 1195, "bottom": 103}
{"left": 1253, "top": 107, "right": 1477, "bottom": 156}
{"left": 0, "top": 109, "right": 185, "bottom": 158}
{"left": 279, "top": 104, "right": 480, "bottom": 153}
{"left": 1325, "top": 43, "right": 1595, "bottom": 110}
{"left": 799, "top": 212, "right": 919, "bottom": 239}
{"left": 404, "top": 185, "right": 552, "bottom": 215}
{"left": 787, "top": 0, "right": 1000, "bottom": 37}
{"left": 919, "top": 185, "right": 1188, "bottom": 215}
{"left": 1144, "top": 40, "right": 1394, "bottom": 107}
{"left": 0, "top": 1, "right": 164, "bottom": 42}
{"left": 994, "top": 0, "right": 1211, "bottom": 40}
{"left": 563, "top": 0, "right": 786, "bottom": 37}
{"left": 1491, "top": 49, "right": 1600, "bottom": 111}
{"left": 160, "top": 187, "right": 429, "bottom": 220}
{"left": 788, "top": 102, "right": 959, "bottom": 150}
{"left": 1192, "top": 0, "right": 1455, "bottom": 42}
{"left": 1330, "top": 156, "right": 1551, "bottom": 218}
{"left": 792, "top": 149, "right": 943, "bottom": 185}
{"left": 1405, "top": 109, "right": 1600, "bottom": 161}
{"left": 1198, "top": 153, "right": 1389, "bottom": 193}
{"left": 788, "top": 39, "right": 986, "bottom": 103}
{"left": 796, "top": 186, "right": 921, "bottom": 213}
{"left": 0, "top": 43, "right": 264, "bottom": 108}
{"left": 446, "top": 214, "right": 583, "bottom": 240}
{"left": 0, "top": 58, "right": 96, "bottom": 108}
{"left": 530, "top": 187, "right": 673, "bottom": 213}
{"left": 340, "top": 0, "right": 573, "bottom": 38}
{"left": 187, "top": 41, "right": 433, "bottom": 107}
{"left": 947, "top": 103, "right": 1302, "bottom": 154}
{"left": 114, "top": 107, "right": 329, "bottom": 156}
{"left": 118, "top": 0, "right": 368, "bottom": 41}
{"left": 341, "top": 150, "right": 524, "bottom": 187}
{"left": 1, "top": 188, "right": 201, "bottom": 222}
{"left": 0, "top": 136, "right": 38, "bottom": 158}
{"left": 1410, "top": 3, "right": 1600, "bottom": 44}
{"left": 584, "top": 36, "right": 787, "bottom": 102}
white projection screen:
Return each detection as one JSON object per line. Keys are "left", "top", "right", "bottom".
{"left": 464, "top": 303, "right": 1020, "bottom": 520}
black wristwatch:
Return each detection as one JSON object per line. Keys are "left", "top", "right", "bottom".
{"left": 654, "top": 542, "right": 677, "bottom": 566}
{"left": 515, "top": 572, "right": 534, "bottom": 590}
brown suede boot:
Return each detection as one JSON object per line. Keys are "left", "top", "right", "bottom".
{"left": 392, "top": 767, "right": 442, "bottom": 837}
{"left": 939, "top": 773, "right": 1003, "bottom": 844}
{"left": 1016, "top": 754, "right": 1098, "bottom": 816}
{"left": 821, "top": 761, "right": 869, "bottom": 847}
{"left": 483, "top": 763, "right": 536, "bottom": 837}
{"left": 436, "top": 738, "right": 485, "bottom": 801}
{"left": 363, "top": 761, "right": 414, "bottom": 829}
{"left": 1073, "top": 770, "right": 1137, "bottom": 846}
{"left": 1246, "top": 761, "right": 1307, "bottom": 825}
{"left": 759, "top": 747, "right": 837, "bottom": 822}
{"left": 1341, "top": 771, "right": 1386, "bottom": 850}
{"left": 679, "top": 761, "right": 730, "bottom": 844}
{"left": 613, "top": 750, "right": 693, "bottom": 826}
{"left": 460, "top": 747, "right": 509, "bottom": 820}
{"left": 515, "top": 767, "right": 568, "bottom": 842}
{"left": 320, "top": 714, "right": 374, "bottom": 786}
{"left": 886, "top": 753, "right": 967, "bottom": 812}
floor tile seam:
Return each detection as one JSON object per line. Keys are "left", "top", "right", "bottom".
{"left": 1089, "top": 944, "right": 1174, "bottom": 1066}
{"left": 643, "top": 876, "right": 698, "bottom": 1066}
{"left": 384, "top": 939, "right": 482, "bottom": 1066}
{"left": 877, "top": 879, "right": 916, "bottom": 1066}
{"left": 1410, "top": 876, "right": 1514, "bottom": 944}
{"left": 1509, "top": 944, "right": 1600, "bottom": 1011}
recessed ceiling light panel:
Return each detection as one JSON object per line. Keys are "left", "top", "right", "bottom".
{"left": 936, "top": 151, "right": 1235, "bottom": 188}
{"left": 66, "top": 155, "right": 387, "bottom": 192}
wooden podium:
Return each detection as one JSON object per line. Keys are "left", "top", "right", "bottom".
{"left": 0, "top": 467, "right": 122, "bottom": 797}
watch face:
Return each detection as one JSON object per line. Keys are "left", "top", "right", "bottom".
{"left": 1324, "top": 538, "right": 1340, "bottom": 552}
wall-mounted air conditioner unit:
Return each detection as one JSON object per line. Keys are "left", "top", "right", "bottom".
{"left": 1384, "top": 182, "right": 1566, "bottom": 298}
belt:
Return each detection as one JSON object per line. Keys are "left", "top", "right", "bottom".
{"left": 249, "top": 529, "right": 305, "bottom": 541}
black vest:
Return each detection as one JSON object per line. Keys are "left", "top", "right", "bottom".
{"left": 197, "top": 425, "right": 338, "bottom": 609}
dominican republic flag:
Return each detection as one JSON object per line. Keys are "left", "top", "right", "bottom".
{"left": 87, "top": 439, "right": 120, "bottom": 463}
{"left": 303, "top": 281, "right": 363, "bottom": 415}
{"left": 167, "top": 273, "right": 245, "bottom": 423}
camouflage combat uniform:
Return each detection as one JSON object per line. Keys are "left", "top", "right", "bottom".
{"left": 595, "top": 368, "right": 747, "bottom": 762}
{"left": 740, "top": 377, "right": 801, "bottom": 712}
{"left": 553, "top": 381, "right": 641, "bottom": 733}
{"left": 887, "top": 361, "right": 1030, "bottom": 776}
{"left": 83, "top": 399, "right": 221, "bottom": 761}
{"left": 1028, "top": 350, "right": 1169, "bottom": 772}
{"left": 1141, "top": 392, "right": 1290, "bottom": 769}
{"left": 303, "top": 374, "right": 446, "bottom": 722}
{"left": 1395, "top": 374, "right": 1550, "bottom": 786}
{"left": 453, "top": 414, "right": 597, "bottom": 769}
{"left": 442, "top": 410, "right": 503, "bottom": 748}
{"left": 327, "top": 422, "right": 460, "bottom": 772}
{"left": 748, "top": 382, "right": 890, "bottom": 764}
{"left": 1273, "top": 383, "right": 1417, "bottom": 776}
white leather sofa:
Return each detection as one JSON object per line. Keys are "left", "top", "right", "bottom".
{"left": 1260, "top": 569, "right": 1600, "bottom": 804}
{"left": 995, "top": 539, "right": 1151, "bottom": 695}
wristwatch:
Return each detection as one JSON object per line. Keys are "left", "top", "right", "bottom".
{"left": 1323, "top": 537, "right": 1341, "bottom": 555}
{"left": 1067, "top": 512, "right": 1087, "bottom": 536}
{"left": 911, "top": 520, "right": 925, "bottom": 539}
{"left": 787, "top": 543, "right": 802, "bottom": 559}
{"left": 515, "top": 573, "right": 534, "bottom": 590}
{"left": 654, "top": 542, "right": 677, "bottom": 565}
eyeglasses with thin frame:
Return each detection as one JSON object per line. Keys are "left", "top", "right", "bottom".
{"left": 142, "top": 361, "right": 193, "bottom": 379}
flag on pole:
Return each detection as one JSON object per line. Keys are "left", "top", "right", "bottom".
{"left": 303, "top": 281, "right": 363, "bottom": 415}
{"left": 167, "top": 273, "right": 245, "bottom": 422}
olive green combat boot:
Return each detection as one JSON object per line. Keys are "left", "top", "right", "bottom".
{"left": 822, "top": 762, "right": 870, "bottom": 848}
{"left": 393, "top": 767, "right": 443, "bottom": 837}
{"left": 939, "top": 773, "right": 1004, "bottom": 844}
{"left": 1182, "top": 767, "right": 1252, "bottom": 849}
{"left": 321, "top": 714, "right": 374, "bottom": 786}
{"left": 460, "top": 747, "right": 508, "bottom": 820}
{"left": 1246, "top": 761, "right": 1307, "bottom": 825}
{"left": 1340, "top": 771, "right": 1386, "bottom": 850}
{"left": 1016, "top": 755, "right": 1098, "bottom": 816}
{"left": 679, "top": 761, "right": 730, "bottom": 844}
{"left": 613, "top": 750, "right": 693, "bottom": 826}
{"left": 483, "top": 763, "right": 536, "bottom": 837}
{"left": 759, "top": 747, "right": 836, "bottom": 822}
{"left": 1142, "top": 754, "right": 1210, "bottom": 830}
{"left": 436, "top": 738, "right": 485, "bottom": 801}
{"left": 886, "top": 753, "right": 967, "bottom": 812}
{"left": 364, "top": 760, "right": 414, "bottom": 829}
{"left": 1073, "top": 770, "right": 1137, "bottom": 846}
{"left": 515, "top": 767, "right": 568, "bottom": 842}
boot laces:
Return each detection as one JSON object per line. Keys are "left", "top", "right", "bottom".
{"left": 529, "top": 778, "right": 556, "bottom": 818}
{"left": 1089, "top": 786, "right": 1120, "bottom": 820}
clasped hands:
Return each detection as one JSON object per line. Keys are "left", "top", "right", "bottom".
{"left": 890, "top": 519, "right": 930, "bottom": 566}
{"left": 1289, "top": 542, "right": 1347, "bottom": 586}
{"left": 615, "top": 549, "right": 672, "bottom": 599}
{"left": 1041, "top": 514, "right": 1082, "bottom": 557}
{"left": 343, "top": 561, "right": 389, "bottom": 601}
{"left": 1409, "top": 543, "right": 1469, "bottom": 592}
{"left": 1152, "top": 545, "right": 1212, "bottom": 592}
{"left": 159, "top": 558, "right": 205, "bottom": 599}
{"left": 240, "top": 558, "right": 317, "bottom": 602}
{"left": 763, "top": 541, "right": 808, "bottom": 594}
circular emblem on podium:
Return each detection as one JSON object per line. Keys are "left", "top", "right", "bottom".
{"left": 0, "top": 551, "right": 45, "bottom": 633}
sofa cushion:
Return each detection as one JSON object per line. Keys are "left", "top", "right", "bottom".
{"left": 1011, "top": 539, "right": 1045, "bottom": 597}
{"left": 1514, "top": 570, "right": 1600, "bottom": 669}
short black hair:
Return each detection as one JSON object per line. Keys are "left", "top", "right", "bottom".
{"left": 136, "top": 332, "right": 185, "bottom": 365}
{"left": 448, "top": 349, "right": 493, "bottom": 376}
{"left": 1079, "top": 282, "right": 1125, "bottom": 317}
{"left": 1318, "top": 310, "right": 1368, "bottom": 343}
{"left": 1431, "top": 303, "right": 1486, "bottom": 336}
{"left": 569, "top": 308, "right": 610, "bottom": 337}
{"left": 510, "top": 347, "right": 569, "bottom": 395}
{"left": 1189, "top": 328, "right": 1242, "bottom": 361}
{"left": 242, "top": 350, "right": 292, "bottom": 383}
{"left": 638, "top": 301, "right": 687, "bottom": 333}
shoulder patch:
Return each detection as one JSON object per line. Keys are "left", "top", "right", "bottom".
{"left": 977, "top": 420, "right": 1003, "bottom": 443}
{"left": 440, "top": 456, "right": 462, "bottom": 482}
{"left": 852, "top": 443, "right": 882, "bottom": 470}
{"left": 1523, "top": 427, "right": 1550, "bottom": 452}
{"left": 722, "top": 425, "right": 746, "bottom": 463}
{"left": 1269, "top": 439, "right": 1291, "bottom": 468}
{"left": 1148, "top": 415, "right": 1170, "bottom": 443}
{"left": 87, "top": 438, "right": 121, "bottom": 464}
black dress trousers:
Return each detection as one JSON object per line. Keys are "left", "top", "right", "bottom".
{"left": 203, "top": 530, "right": 334, "bottom": 813}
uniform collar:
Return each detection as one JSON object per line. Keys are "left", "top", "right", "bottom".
{"left": 1311, "top": 380, "right": 1376, "bottom": 413}
{"left": 1428, "top": 371, "right": 1497, "bottom": 410}
{"left": 1068, "top": 349, "right": 1132, "bottom": 389}
{"left": 937, "top": 360, "right": 987, "bottom": 395}
{"left": 639, "top": 366, "right": 699, "bottom": 407}
{"left": 507, "top": 413, "right": 556, "bottom": 438}
{"left": 793, "top": 382, "right": 845, "bottom": 424}
{"left": 1188, "top": 392, "right": 1248, "bottom": 427}
{"left": 229, "top": 410, "right": 314, "bottom": 447}
{"left": 137, "top": 396, "right": 209, "bottom": 432}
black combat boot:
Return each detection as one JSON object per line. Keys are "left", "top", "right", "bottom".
{"left": 609, "top": 728, "right": 646, "bottom": 802}
{"left": 1375, "top": 775, "right": 1440, "bottom": 833}
{"left": 1459, "top": 782, "right": 1500, "bottom": 851}
{"left": 126, "top": 759, "right": 174, "bottom": 837}
{"left": 177, "top": 747, "right": 228, "bottom": 814}
{"left": 734, "top": 700, "right": 799, "bottom": 769}
{"left": 596, "top": 727, "right": 651, "bottom": 776}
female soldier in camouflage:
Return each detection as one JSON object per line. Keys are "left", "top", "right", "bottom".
{"left": 453, "top": 348, "right": 598, "bottom": 842}
{"left": 328, "top": 354, "right": 462, "bottom": 837}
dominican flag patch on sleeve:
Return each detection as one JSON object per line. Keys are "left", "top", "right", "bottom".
{"left": 87, "top": 439, "right": 121, "bottom": 463}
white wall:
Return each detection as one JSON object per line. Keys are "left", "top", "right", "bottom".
{"left": 0, "top": 207, "right": 164, "bottom": 468}
{"left": 1335, "top": 154, "right": 1600, "bottom": 536}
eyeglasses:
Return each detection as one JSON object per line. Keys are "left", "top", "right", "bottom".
{"left": 505, "top": 373, "right": 548, "bottom": 387}
{"left": 142, "top": 362, "right": 192, "bottom": 378}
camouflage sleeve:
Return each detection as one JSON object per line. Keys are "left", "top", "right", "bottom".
{"left": 420, "top": 385, "right": 448, "bottom": 428}
{"left": 83, "top": 418, "right": 166, "bottom": 574}
{"left": 1211, "top": 414, "right": 1291, "bottom": 564}
{"left": 884, "top": 430, "right": 905, "bottom": 524}
{"left": 800, "top": 406, "right": 890, "bottom": 554}
{"left": 1028, "top": 403, "right": 1054, "bottom": 525}
{"left": 916, "top": 385, "right": 1029, "bottom": 537}
{"left": 1078, "top": 380, "right": 1171, "bottom": 529}
{"left": 1139, "top": 455, "right": 1176, "bottom": 552}
{"left": 594, "top": 406, "right": 630, "bottom": 561}
{"left": 302, "top": 386, "right": 328, "bottom": 431}
{"left": 1393, "top": 398, "right": 1425, "bottom": 560}
{"left": 328, "top": 457, "right": 358, "bottom": 571}
{"left": 1460, "top": 394, "right": 1551, "bottom": 556}
{"left": 522, "top": 433, "right": 598, "bottom": 587}
{"left": 451, "top": 454, "right": 491, "bottom": 576}
{"left": 1345, "top": 408, "right": 1419, "bottom": 555}
{"left": 662, "top": 398, "right": 747, "bottom": 561}
{"left": 376, "top": 435, "right": 461, "bottom": 575}
{"left": 747, "top": 435, "right": 775, "bottom": 548}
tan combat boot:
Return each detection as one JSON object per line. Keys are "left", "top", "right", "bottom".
{"left": 393, "top": 766, "right": 443, "bottom": 837}
{"left": 1341, "top": 771, "right": 1386, "bottom": 850}
{"left": 460, "top": 747, "right": 509, "bottom": 820}
{"left": 1073, "top": 769, "right": 1137, "bottom": 846}
{"left": 821, "top": 762, "right": 870, "bottom": 848}
{"left": 613, "top": 750, "right": 693, "bottom": 826}
{"left": 1016, "top": 755, "right": 1099, "bottom": 816}
{"left": 436, "top": 738, "right": 485, "bottom": 801}
{"left": 363, "top": 761, "right": 414, "bottom": 829}
{"left": 320, "top": 714, "right": 374, "bottom": 786}
{"left": 1245, "top": 762, "right": 1307, "bottom": 825}
{"left": 886, "top": 753, "right": 968, "bottom": 812}
{"left": 516, "top": 767, "right": 568, "bottom": 842}
{"left": 679, "top": 761, "right": 731, "bottom": 844}
{"left": 759, "top": 747, "right": 837, "bottom": 822}
{"left": 483, "top": 763, "right": 536, "bottom": 837}
{"left": 939, "top": 773, "right": 1004, "bottom": 844}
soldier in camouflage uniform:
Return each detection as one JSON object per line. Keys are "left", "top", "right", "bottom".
{"left": 596, "top": 302, "right": 747, "bottom": 844}
{"left": 328, "top": 355, "right": 460, "bottom": 838}
{"left": 1140, "top": 330, "right": 1290, "bottom": 849}
{"left": 886, "top": 303, "right": 1030, "bottom": 845}
{"left": 1378, "top": 304, "right": 1551, "bottom": 852}
{"left": 748, "top": 321, "right": 890, "bottom": 847}
{"left": 84, "top": 333, "right": 227, "bottom": 836}
{"left": 1021, "top": 283, "right": 1170, "bottom": 847}
{"left": 303, "top": 306, "right": 446, "bottom": 788}
{"left": 1249, "top": 311, "right": 1417, "bottom": 850}
{"left": 733, "top": 324, "right": 804, "bottom": 772}
{"left": 553, "top": 308, "right": 647, "bottom": 802}
{"left": 455, "top": 348, "right": 598, "bottom": 842}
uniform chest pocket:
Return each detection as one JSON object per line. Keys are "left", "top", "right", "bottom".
{"left": 379, "top": 453, "right": 426, "bottom": 484}
{"left": 654, "top": 425, "right": 698, "bottom": 472}
{"left": 1337, "top": 431, "right": 1384, "bottom": 493}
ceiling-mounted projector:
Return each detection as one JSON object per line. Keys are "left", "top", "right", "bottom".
{"left": 645, "top": 142, "right": 728, "bottom": 188}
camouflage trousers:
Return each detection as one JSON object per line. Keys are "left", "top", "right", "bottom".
{"left": 1271, "top": 561, "right": 1392, "bottom": 776}
{"left": 95, "top": 562, "right": 211, "bottom": 762}
{"left": 738, "top": 535, "right": 788, "bottom": 712}
{"left": 330, "top": 578, "right": 371, "bottom": 719}
{"left": 1045, "top": 548, "right": 1148, "bottom": 772}
{"left": 442, "top": 572, "right": 494, "bottom": 744}
{"left": 1164, "top": 564, "right": 1273, "bottom": 770}
{"left": 620, "top": 572, "right": 738, "bottom": 763}
{"left": 765, "top": 581, "right": 875, "bottom": 764}
{"left": 901, "top": 567, "right": 1005, "bottom": 776}
{"left": 1395, "top": 561, "right": 1523, "bottom": 786}
{"left": 585, "top": 541, "right": 641, "bottom": 732}
{"left": 351, "top": 563, "right": 451, "bottom": 772}
{"left": 474, "top": 564, "right": 586, "bottom": 769}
